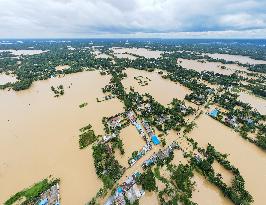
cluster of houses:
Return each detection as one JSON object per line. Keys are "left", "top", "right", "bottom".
{"left": 127, "top": 111, "right": 154, "bottom": 166}
{"left": 37, "top": 183, "right": 60, "bottom": 205}
{"left": 141, "top": 120, "right": 160, "bottom": 145}
{"left": 127, "top": 111, "right": 147, "bottom": 142}
{"left": 142, "top": 142, "right": 179, "bottom": 169}
{"left": 108, "top": 115, "right": 122, "bottom": 129}
{"left": 128, "top": 143, "right": 152, "bottom": 166}
{"left": 209, "top": 108, "right": 239, "bottom": 128}
{"left": 102, "top": 133, "right": 117, "bottom": 144}
{"left": 104, "top": 172, "right": 145, "bottom": 205}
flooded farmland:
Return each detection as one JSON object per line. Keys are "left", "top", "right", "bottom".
{"left": 1, "top": 65, "right": 264, "bottom": 205}
{"left": 206, "top": 53, "right": 266, "bottom": 65}
{"left": 123, "top": 68, "right": 191, "bottom": 105}
{"left": 112, "top": 47, "right": 163, "bottom": 59}
{"left": 0, "top": 71, "right": 124, "bottom": 204}
{"left": 238, "top": 92, "right": 266, "bottom": 115}
{"left": 177, "top": 58, "right": 248, "bottom": 75}
{"left": 0, "top": 73, "right": 17, "bottom": 85}
{"left": 0, "top": 50, "right": 47, "bottom": 56}
{"left": 189, "top": 114, "right": 266, "bottom": 205}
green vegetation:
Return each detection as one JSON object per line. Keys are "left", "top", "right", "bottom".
{"left": 79, "top": 124, "right": 99, "bottom": 149}
{"left": 79, "top": 102, "right": 88, "bottom": 108}
{"left": 51, "top": 85, "right": 64, "bottom": 97}
{"left": 4, "top": 178, "right": 59, "bottom": 205}
{"left": 191, "top": 144, "right": 253, "bottom": 205}
{"left": 92, "top": 143, "right": 125, "bottom": 188}
{"left": 137, "top": 168, "right": 157, "bottom": 192}
{"left": 155, "top": 164, "right": 197, "bottom": 205}
{"left": 2, "top": 40, "right": 263, "bottom": 205}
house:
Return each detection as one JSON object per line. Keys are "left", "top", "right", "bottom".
{"left": 151, "top": 135, "right": 160, "bottom": 145}
{"left": 109, "top": 116, "right": 121, "bottom": 128}
{"left": 142, "top": 142, "right": 177, "bottom": 169}
{"left": 114, "top": 195, "right": 126, "bottom": 205}
{"left": 127, "top": 111, "right": 136, "bottom": 123}
{"left": 39, "top": 199, "right": 48, "bottom": 205}
{"left": 209, "top": 109, "right": 219, "bottom": 118}
{"left": 225, "top": 116, "right": 238, "bottom": 127}
{"left": 129, "top": 144, "right": 152, "bottom": 166}
{"left": 102, "top": 133, "right": 116, "bottom": 143}
{"left": 104, "top": 195, "right": 115, "bottom": 205}
{"left": 144, "top": 103, "right": 151, "bottom": 112}
{"left": 142, "top": 120, "right": 153, "bottom": 136}
{"left": 126, "top": 184, "right": 145, "bottom": 204}
{"left": 180, "top": 104, "right": 188, "bottom": 114}
{"left": 121, "top": 172, "right": 141, "bottom": 192}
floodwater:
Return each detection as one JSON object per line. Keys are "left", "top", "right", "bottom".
{"left": 0, "top": 73, "right": 17, "bottom": 85}
{"left": 114, "top": 124, "right": 147, "bottom": 168}
{"left": 92, "top": 49, "right": 112, "bottom": 59}
{"left": 0, "top": 50, "right": 47, "bottom": 56}
{"left": 139, "top": 192, "right": 159, "bottom": 205}
{"left": 111, "top": 47, "right": 136, "bottom": 60}
{"left": 212, "top": 161, "right": 233, "bottom": 186}
{"left": 238, "top": 92, "right": 266, "bottom": 115}
{"left": 192, "top": 173, "right": 233, "bottom": 205}
{"left": 1, "top": 66, "right": 265, "bottom": 205}
{"left": 189, "top": 114, "right": 266, "bottom": 205}
{"left": 112, "top": 47, "right": 162, "bottom": 59}
{"left": 123, "top": 68, "right": 191, "bottom": 106}
{"left": 177, "top": 58, "right": 248, "bottom": 75}
{"left": 0, "top": 71, "right": 125, "bottom": 204}
{"left": 206, "top": 53, "right": 266, "bottom": 65}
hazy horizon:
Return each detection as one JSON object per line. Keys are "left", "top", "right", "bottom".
{"left": 0, "top": 0, "right": 266, "bottom": 39}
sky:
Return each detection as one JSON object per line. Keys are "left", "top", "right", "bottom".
{"left": 0, "top": 0, "right": 266, "bottom": 38}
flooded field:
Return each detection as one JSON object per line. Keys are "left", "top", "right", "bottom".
{"left": 114, "top": 125, "right": 146, "bottom": 168}
{"left": 177, "top": 58, "right": 247, "bottom": 75}
{"left": 192, "top": 173, "right": 233, "bottom": 205}
{"left": 123, "top": 68, "right": 191, "bottom": 105}
{"left": 92, "top": 49, "right": 112, "bottom": 59}
{"left": 0, "top": 71, "right": 125, "bottom": 204}
{"left": 139, "top": 192, "right": 159, "bottom": 205}
{"left": 238, "top": 92, "right": 266, "bottom": 115}
{"left": 112, "top": 47, "right": 163, "bottom": 59}
{"left": 189, "top": 114, "right": 266, "bottom": 205}
{"left": 207, "top": 53, "right": 266, "bottom": 65}
{"left": 0, "top": 49, "right": 47, "bottom": 56}
{"left": 0, "top": 73, "right": 17, "bottom": 84}
{"left": 111, "top": 47, "right": 136, "bottom": 60}
{"left": 0, "top": 65, "right": 265, "bottom": 205}
{"left": 55, "top": 65, "right": 70, "bottom": 71}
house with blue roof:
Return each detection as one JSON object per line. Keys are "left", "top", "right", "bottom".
{"left": 209, "top": 109, "right": 219, "bottom": 118}
{"left": 39, "top": 198, "right": 48, "bottom": 205}
{"left": 151, "top": 135, "right": 160, "bottom": 145}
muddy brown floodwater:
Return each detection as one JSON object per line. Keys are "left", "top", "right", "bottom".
{"left": 112, "top": 47, "right": 163, "bottom": 59}
{"left": 0, "top": 73, "right": 17, "bottom": 85}
{"left": 238, "top": 92, "right": 266, "bottom": 115}
{"left": 123, "top": 68, "right": 191, "bottom": 106}
{"left": 1, "top": 66, "right": 265, "bottom": 205}
{"left": 206, "top": 53, "right": 266, "bottom": 65}
{"left": 0, "top": 71, "right": 124, "bottom": 204}
{"left": 177, "top": 58, "right": 248, "bottom": 75}
{"left": 189, "top": 114, "right": 266, "bottom": 205}
{"left": 0, "top": 50, "right": 47, "bottom": 56}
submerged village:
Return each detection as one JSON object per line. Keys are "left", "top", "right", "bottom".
{"left": 0, "top": 39, "right": 266, "bottom": 205}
